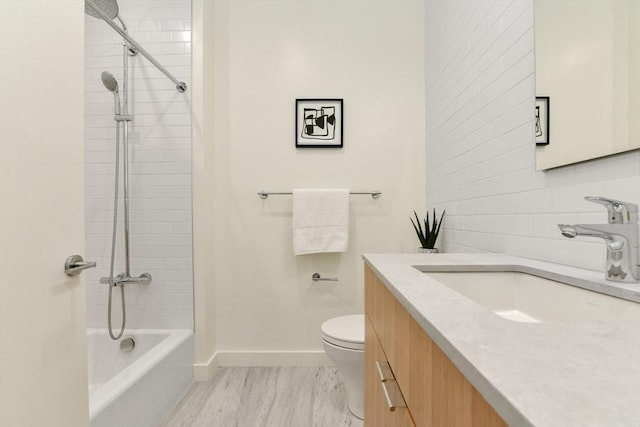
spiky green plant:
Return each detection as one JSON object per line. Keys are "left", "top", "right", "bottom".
{"left": 411, "top": 209, "right": 445, "bottom": 249}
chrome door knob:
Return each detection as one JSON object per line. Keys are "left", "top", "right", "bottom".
{"left": 64, "top": 255, "right": 97, "bottom": 277}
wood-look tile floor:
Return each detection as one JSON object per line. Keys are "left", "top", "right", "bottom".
{"left": 159, "top": 367, "right": 364, "bottom": 427}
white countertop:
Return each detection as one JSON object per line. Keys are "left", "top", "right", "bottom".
{"left": 362, "top": 253, "right": 640, "bottom": 427}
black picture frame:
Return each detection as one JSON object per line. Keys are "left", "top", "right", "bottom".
{"left": 535, "top": 96, "right": 550, "bottom": 145}
{"left": 295, "top": 99, "right": 343, "bottom": 148}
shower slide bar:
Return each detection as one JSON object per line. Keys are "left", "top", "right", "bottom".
{"left": 257, "top": 190, "right": 382, "bottom": 199}
{"left": 85, "top": 0, "right": 187, "bottom": 93}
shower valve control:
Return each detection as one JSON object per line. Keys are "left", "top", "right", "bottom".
{"left": 64, "top": 255, "right": 97, "bottom": 277}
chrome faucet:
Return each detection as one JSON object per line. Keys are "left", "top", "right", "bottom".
{"left": 558, "top": 196, "right": 639, "bottom": 283}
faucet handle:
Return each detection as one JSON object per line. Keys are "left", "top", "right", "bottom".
{"left": 584, "top": 196, "right": 638, "bottom": 224}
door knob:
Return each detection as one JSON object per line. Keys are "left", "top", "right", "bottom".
{"left": 64, "top": 255, "right": 97, "bottom": 277}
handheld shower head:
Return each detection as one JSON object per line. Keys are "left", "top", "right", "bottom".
{"left": 101, "top": 71, "right": 119, "bottom": 93}
{"left": 85, "top": 0, "right": 119, "bottom": 20}
{"left": 101, "top": 71, "right": 121, "bottom": 115}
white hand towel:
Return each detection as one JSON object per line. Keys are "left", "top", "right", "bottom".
{"left": 293, "top": 188, "right": 349, "bottom": 255}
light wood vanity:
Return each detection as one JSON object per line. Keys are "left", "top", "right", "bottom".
{"left": 364, "top": 265, "right": 506, "bottom": 427}
{"left": 362, "top": 253, "right": 640, "bottom": 426}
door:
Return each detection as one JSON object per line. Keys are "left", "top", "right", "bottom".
{"left": 0, "top": 1, "right": 88, "bottom": 426}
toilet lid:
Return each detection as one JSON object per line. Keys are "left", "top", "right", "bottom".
{"left": 321, "top": 314, "right": 364, "bottom": 350}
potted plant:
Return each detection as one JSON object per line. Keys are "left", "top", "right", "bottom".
{"left": 411, "top": 209, "right": 445, "bottom": 253}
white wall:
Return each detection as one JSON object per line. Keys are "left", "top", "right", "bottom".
{"left": 84, "top": 0, "right": 193, "bottom": 329}
{"left": 192, "top": 0, "right": 219, "bottom": 378}
{"left": 197, "top": 0, "right": 425, "bottom": 366}
{"left": 425, "top": 0, "right": 640, "bottom": 271}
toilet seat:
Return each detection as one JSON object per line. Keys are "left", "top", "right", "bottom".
{"left": 320, "top": 314, "right": 364, "bottom": 351}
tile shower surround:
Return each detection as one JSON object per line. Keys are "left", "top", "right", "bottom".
{"left": 84, "top": 0, "right": 193, "bottom": 329}
{"left": 424, "top": 0, "right": 640, "bottom": 270}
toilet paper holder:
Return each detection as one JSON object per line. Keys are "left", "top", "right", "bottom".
{"left": 312, "top": 273, "right": 338, "bottom": 282}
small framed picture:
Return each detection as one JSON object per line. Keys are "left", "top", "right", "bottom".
{"left": 295, "top": 99, "right": 343, "bottom": 148}
{"left": 535, "top": 96, "right": 550, "bottom": 145}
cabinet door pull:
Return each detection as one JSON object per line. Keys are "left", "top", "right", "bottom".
{"left": 376, "top": 360, "right": 395, "bottom": 381}
{"left": 381, "top": 379, "right": 407, "bottom": 411}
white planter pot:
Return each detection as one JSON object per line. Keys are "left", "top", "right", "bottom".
{"left": 418, "top": 247, "right": 439, "bottom": 254}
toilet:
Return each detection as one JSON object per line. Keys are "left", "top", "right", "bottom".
{"left": 320, "top": 314, "right": 365, "bottom": 419}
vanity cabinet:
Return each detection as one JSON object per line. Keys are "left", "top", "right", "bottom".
{"left": 364, "top": 266, "right": 506, "bottom": 427}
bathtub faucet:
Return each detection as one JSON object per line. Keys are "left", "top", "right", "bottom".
{"left": 558, "top": 196, "right": 639, "bottom": 283}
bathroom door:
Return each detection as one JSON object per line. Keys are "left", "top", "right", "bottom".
{"left": 0, "top": 2, "right": 89, "bottom": 426}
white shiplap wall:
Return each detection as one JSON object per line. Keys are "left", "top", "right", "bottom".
{"left": 425, "top": 0, "right": 640, "bottom": 271}
{"left": 84, "top": 0, "right": 193, "bottom": 329}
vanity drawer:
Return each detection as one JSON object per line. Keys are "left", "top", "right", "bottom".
{"left": 365, "top": 314, "right": 416, "bottom": 427}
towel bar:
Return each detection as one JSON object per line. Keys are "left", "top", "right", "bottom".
{"left": 258, "top": 190, "right": 381, "bottom": 199}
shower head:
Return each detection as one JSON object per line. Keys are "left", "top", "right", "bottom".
{"left": 85, "top": 0, "right": 119, "bottom": 20}
{"left": 101, "top": 71, "right": 119, "bottom": 93}
{"left": 101, "top": 71, "right": 121, "bottom": 115}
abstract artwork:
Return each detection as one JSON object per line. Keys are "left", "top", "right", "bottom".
{"left": 535, "top": 96, "right": 550, "bottom": 145}
{"left": 296, "top": 99, "right": 343, "bottom": 148}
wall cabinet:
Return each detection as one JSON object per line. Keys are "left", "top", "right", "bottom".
{"left": 364, "top": 266, "right": 507, "bottom": 427}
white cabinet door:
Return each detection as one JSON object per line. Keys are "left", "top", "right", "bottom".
{"left": 0, "top": 1, "right": 88, "bottom": 426}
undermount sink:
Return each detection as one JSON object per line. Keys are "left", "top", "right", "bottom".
{"left": 423, "top": 270, "right": 640, "bottom": 323}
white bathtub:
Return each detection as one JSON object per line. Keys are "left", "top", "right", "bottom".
{"left": 87, "top": 329, "right": 194, "bottom": 427}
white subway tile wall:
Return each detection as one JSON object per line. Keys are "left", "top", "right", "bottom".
{"left": 425, "top": 0, "right": 640, "bottom": 271}
{"left": 84, "top": 0, "right": 192, "bottom": 329}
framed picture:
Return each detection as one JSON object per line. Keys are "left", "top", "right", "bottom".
{"left": 295, "top": 99, "right": 343, "bottom": 148}
{"left": 535, "top": 96, "right": 550, "bottom": 145}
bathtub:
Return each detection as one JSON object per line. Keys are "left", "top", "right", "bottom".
{"left": 87, "top": 329, "right": 194, "bottom": 427}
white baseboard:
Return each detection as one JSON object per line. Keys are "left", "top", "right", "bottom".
{"left": 193, "top": 351, "right": 332, "bottom": 380}
{"left": 193, "top": 352, "right": 219, "bottom": 381}
{"left": 215, "top": 351, "right": 332, "bottom": 367}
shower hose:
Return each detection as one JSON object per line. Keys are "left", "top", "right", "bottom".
{"left": 108, "top": 120, "right": 126, "bottom": 340}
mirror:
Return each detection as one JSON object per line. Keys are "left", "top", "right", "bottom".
{"left": 535, "top": 0, "right": 640, "bottom": 170}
